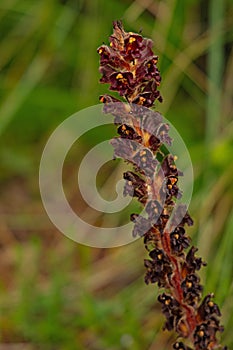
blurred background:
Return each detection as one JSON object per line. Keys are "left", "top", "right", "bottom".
{"left": 0, "top": 0, "right": 233, "bottom": 349}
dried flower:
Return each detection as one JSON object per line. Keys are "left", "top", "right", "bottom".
{"left": 97, "top": 20, "right": 227, "bottom": 350}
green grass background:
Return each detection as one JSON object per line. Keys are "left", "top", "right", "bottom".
{"left": 0, "top": 0, "right": 233, "bottom": 349}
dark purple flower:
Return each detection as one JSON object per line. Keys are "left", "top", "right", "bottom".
{"left": 132, "top": 148, "right": 158, "bottom": 177}
{"left": 158, "top": 293, "right": 182, "bottom": 331}
{"left": 181, "top": 273, "right": 203, "bottom": 305}
{"left": 170, "top": 226, "right": 190, "bottom": 255}
{"left": 117, "top": 124, "right": 141, "bottom": 141}
{"left": 145, "top": 200, "right": 163, "bottom": 222}
{"left": 185, "top": 246, "right": 207, "bottom": 273}
{"left": 197, "top": 294, "right": 221, "bottom": 322}
{"left": 109, "top": 72, "right": 135, "bottom": 96}
{"left": 144, "top": 249, "right": 172, "bottom": 287}
{"left": 99, "top": 65, "right": 116, "bottom": 83}
{"left": 130, "top": 214, "right": 152, "bottom": 237}
{"left": 123, "top": 171, "right": 148, "bottom": 204}
{"left": 136, "top": 56, "right": 160, "bottom": 82}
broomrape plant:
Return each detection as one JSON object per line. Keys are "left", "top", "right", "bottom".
{"left": 97, "top": 21, "right": 227, "bottom": 350}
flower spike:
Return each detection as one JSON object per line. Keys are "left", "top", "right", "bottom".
{"left": 97, "top": 21, "right": 227, "bottom": 350}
